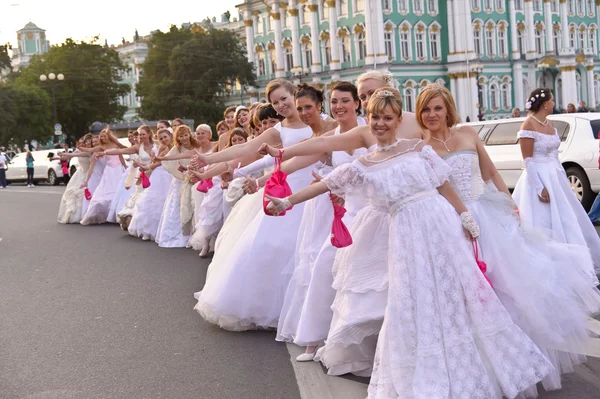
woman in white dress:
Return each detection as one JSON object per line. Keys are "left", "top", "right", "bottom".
{"left": 188, "top": 128, "right": 249, "bottom": 257}
{"left": 57, "top": 134, "right": 93, "bottom": 224}
{"left": 102, "top": 125, "right": 156, "bottom": 230}
{"left": 155, "top": 125, "right": 199, "bottom": 248}
{"left": 513, "top": 88, "right": 600, "bottom": 279}
{"left": 107, "top": 131, "right": 138, "bottom": 223}
{"left": 266, "top": 88, "right": 553, "bottom": 399}
{"left": 80, "top": 136, "right": 105, "bottom": 218}
{"left": 421, "top": 83, "right": 600, "bottom": 396}
{"left": 79, "top": 127, "right": 127, "bottom": 225}
{"left": 188, "top": 78, "right": 316, "bottom": 331}
{"left": 128, "top": 129, "right": 174, "bottom": 241}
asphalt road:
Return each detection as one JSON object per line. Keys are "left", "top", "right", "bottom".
{"left": 0, "top": 185, "right": 301, "bottom": 399}
{"left": 2, "top": 184, "right": 600, "bottom": 399}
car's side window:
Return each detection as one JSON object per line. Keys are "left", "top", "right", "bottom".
{"left": 478, "top": 124, "right": 496, "bottom": 143}
{"left": 589, "top": 120, "right": 600, "bottom": 139}
{"left": 486, "top": 122, "right": 521, "bottom": 145}
{"left": 553, "top": 120, "right": 570, "bottom": 142}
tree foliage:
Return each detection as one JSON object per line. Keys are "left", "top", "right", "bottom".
{"left": 137, "top": 25, "right": 255, "bottom": 127}
{"left": 0, "top": 44, "right": 11, "bottom": 71}
{"left": 0, "top": 83, "right": 52, "bottom": 147}
{"left": 15, "top": 38, "right": 130, "bottom": 139}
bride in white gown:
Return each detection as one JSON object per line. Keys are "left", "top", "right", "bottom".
{"left": 107, "top": 131, "right": 138, "bottom": 223}
{"left": 421, "top": 84, "right": 600, "bottom": 396}
{"left": 57, "top": 134, "right": 93, "bottom": 224}
{"left": 188, "top": 79, "right": 316, "bottom": 331}
{"left": 266, "top": 88, "right": 553, "bottom": 399}
{"left": 513, "top": 88, "right": 600, "bottom": 279}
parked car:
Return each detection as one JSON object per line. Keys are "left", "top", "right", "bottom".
{"left": 69, "top": 137, "right": 131, "bottom": 177}
{"left": 463, "top": 113, "right": 600, "bottom": 209}
{"left": 6, "top": 150, "right": 66, "bottom": 185}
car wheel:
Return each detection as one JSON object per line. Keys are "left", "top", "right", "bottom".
{"left": 48, "top": 169, "right": 58, "bottom": 186}
{"left": 70, "top": 165, "right": 77, "bottom": 177}
{"left": 565, "top": 166, "right": 593, "bottom": 210}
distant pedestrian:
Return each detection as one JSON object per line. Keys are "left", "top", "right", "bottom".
{"left": 0, "top": 149, "right": 7, "bottom": 188}
{"left": 26, "top": 150, "right": 35, "bottom": 187}
{"left": 577, "top": 100, "right": 590, "bottom": 112}
{"left": 512, "top": 108, "right": 521, "bottom": 118}
{"left": 567, "top": 103, "right": 577, "bottom": 113}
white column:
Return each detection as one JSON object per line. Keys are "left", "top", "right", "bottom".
{"left": 524, "top": 0, "right": 536, "bottom": 59}
{"left": 560, "top": 63, "right": 579, "bottom": 108}
{"left": 513, "top": 62, "right": 525, "bottom": 109}
{"left": 364, "top": 0, "right": 375, "bottom": 65}
{"left": 587, "top": 64, "right": 596, "bottom": 108}
{"left": 544, "top": 0, "right": 554, "bottom": 54}
{"left": 288, "top": 1, "right": 302, "bottom": 70}
{"left": 461, "top": 0, "right": 475, "bottom": 57}
{"left": 327, "top": 0, "right": 341, "bottom": 70}
{"left": 560, "top": 0, "right": 572, "bottom": 54}
{"left": 449, "top": 74, "right": 458, "bottom": 101}
{"left": 447, "top": 0, "right": 455, "bottom": 55}
{"left": 373, "top": 0, "right": 388, "bottom": 64}
{"left": 509, "top": 0, "right": 521, "bottom": 59}
{"left": 243, "top": 11, "right": 255, "bottom": 64}
{"left": 469, "top": 73, "right": 479, "bottom": 121}
{"left": 271, "top": 3, "right": 286, "bottom": 77}
{"left": 597, "top": 0, "right": 600, "bottom": 30}
{"left": 308, "top": 3, "right": 322, "bottom": 73}
{"left": 450, "top": 0, "right": 466, "bottom": 62}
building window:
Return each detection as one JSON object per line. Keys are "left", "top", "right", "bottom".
{"left": 427, "top": 0, "right": 437, "bottom": 13}
{"left": 478, "top": 83, "right": 488, "bottom": 110}
{"left": 515, "top": 0, "right": 523, "bottom": 10}
{"left": 501, "top": 83, "right": 511, "bottom": 109}
{"left": 498, "top": 27, "right": 507, "bottom": 57}
{"left": 403, "top": 87, "right": 415, "bottom": 112}
{"left": 553, "top": 28, "right": 561, "bottom": 51}
{"left": 579, "top": 27, "right": 586, "bottom": 49}
{"left": 382, "top": 0, "right": 391, "bottom": 12}
{"left": 322, "top": 39, "right": 332, "bottom": 64}
{"left": 517, "top": 29, "right": 526, "bottom": 56}
{"left": 485, "top": 27, "right": 495, "bottom": 57}
{"left": 588, "top": 0, "right": 595, "bottom": 15}
{"left": 269, "top": 48, "right": 276, "bottom": 75}
{"left": 533, "top": 0, "right": 542, "bottom": 11}
{"left": 384, "top": 31, "right": 394, "bottom": 59}
{"left": 415, "top": 29, "right": 426, "bottom": 59}
{"left": 399, "top": 27, "right": 411, "bottom": 60}
{"left": 471, "top": 0, "right": 480, "bottom": 10}
{"left": 413, "top": 0, "right": 423, "bottom": 13}
{"left": 590, "top": 28, "right": 597, "bottom": 52}
{"left": 568, "top": 0, "right": 575, "bottom": 15}
{"left": 569, "top": 28, "right": 576, "bottom": 48}
{"left": 489, "top": 83, "right": 499, "bottom": 110}
{"left": 285, "top": 10, "right": 293, "bottom": 28}
{"left": 595, "top": 79, "right": 600, "bottom": 106}
{"left": 321, "top": 0, "right": 329, "bottom": 20}
{"left": 535, "top": 28, "right": 544, "bottom": 55}
{"left": 551, "top": 0, "right": 558, "bottom": 12}
{"left": 398, "top": 0, "right": 408, "bottom": 13}
{"left": 285, "top": 46, "right": 294, "bottom": 70}
{"left": 357, "top": 32, "right": 367, "bottom": 60}
{"left": 258, "top": 52, "right": 266, "bottom": 75}
{"left": 338, "top": 0, "right": 348, "bottom": 16}
{"left": 495, "top": 0, "right": 503, "bottom": 10}
{"left": 577, "top": 0, "right": 584, "bottom": 14}
{"left": 484, "top": 0, "right": 492, "bottom": 10}
{"left": 429, "top": 27, "right": 440, "bottom": 60}
{"left": 355, "top": 0, "right": 365, "bottom": 13}
{"left": 257, "top": 16, "right": 263, "bottom": 35}
{"left": 474, "top": 24, "right": 483, "bottom": 57}
{"left": 341, "top": 35, "right": 351, "bottom": 63}
{"left": 303, "top": 5, "right": 311, "bottom": 24}
{"left": 302, "top": 42, "right": 312, "bottom": 68}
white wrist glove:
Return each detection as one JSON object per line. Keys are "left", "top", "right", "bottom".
{"left": 234, "top": 156, "right": 274, "bottom": 178}
{"left": 523, "top": 157, "right": 545, "bottom": 197}
{"left": 460, "top": 211, "right": 480, "bottom": 239}
{"left": 266, "top": 196, "right": 292, "bottom": 216}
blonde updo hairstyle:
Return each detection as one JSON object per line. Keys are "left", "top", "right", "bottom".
{"left": 366, "top": 87, "right": 403, "bottom": 117}
{"left": 356, "top": 70, "right": 393, "bottom": 87}
{"left": 415, "top": 83, "right": 461, "bottom": 129}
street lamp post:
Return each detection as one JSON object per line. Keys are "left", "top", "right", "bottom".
{"left": 39, "top": 72, "right": 64, "bottom": 145}
{"left": 470, "top": 64, "right": 484, "bottom": 111}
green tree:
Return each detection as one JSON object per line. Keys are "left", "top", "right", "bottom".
{"left": 15, "top": 38, "right": 130, "bottom": 139}
{"left": 0, "top": 83, "right": 52, "bottom": 147}
{"left": 0, "top": 44, "right": 11, "bottom": 71}
{"left": 137, "top": 25, "right": 255, "bottom": 127}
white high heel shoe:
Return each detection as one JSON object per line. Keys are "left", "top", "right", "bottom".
{"left": 295, "top": 352, "right": 315, "bottom": 362}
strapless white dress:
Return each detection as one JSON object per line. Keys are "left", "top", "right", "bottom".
{"left": 81, "top": 156, "right": 105, "bottom": 218}
{"left": 194, "top": 124, "right": 314, "bottom": 331}
{"left": 58, "top": 153, "right": 90, "bottom": 224}
{"left": 117, "top": 145, "right": 156, "bottom": 228}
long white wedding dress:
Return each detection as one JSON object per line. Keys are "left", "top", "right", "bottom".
{"left": 513, "top": 129, "right": 600, "bottom": 280}
{"left": 81, "top": 155, "right": 125, "bottom": 225}
{"left": 117, "top": 145, "right": 156, "bottom": 229}
{"left": 194, "top": 124, "right": 314, "bottom": 331}
{"left": 57, "top": 152, "right": 90, "bottom": 224}
{"left": 322, "top": 140, "right": 553, "bottom": 399}
{"left": 81, "top": 156, "right": 105, "bottom": 218}
{"left": 445, "top": 149, "right": 600, "bottom": 396}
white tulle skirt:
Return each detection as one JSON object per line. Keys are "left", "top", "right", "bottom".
{"left": 471, "top": 185, "right": 600, "bottom": 396}
{"left": 81, "top": 164, "right": 124, "bottom": 225}
{"left": 513, "top": 160, "right": 600, "bottom": 281}
{"left": 81, "top": 163, "right": 104, "bottom": 218}
{"left": 188, "top": 177, "right": 223, "bottom": 251}
{"left": 367, "top": 194, "right": 553, "bottom": 399}
{"left": 194, "top": 166, "right": 314, "bottom": 331}
{"left": 155, "top": 178, "right": 189, "bottom": 248}
{"left": 57, "top": 166, "right": 88, "bottom": 224}
{"left": 276, "top": 193, "right": 334, "bottom": 344}
{"left": 107, "top": 165, "right": 135, "bottom": 223}
{"left": 315, "top": 206, "right": 390, "bottom": 377}
{"left": 128, "top": 166, "right": 172, "bottom": 241}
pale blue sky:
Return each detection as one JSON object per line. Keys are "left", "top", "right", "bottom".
{"left": 0, "top": 0, "right": 240, "bottom": 49}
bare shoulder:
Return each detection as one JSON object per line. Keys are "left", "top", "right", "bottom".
{"left": 454, "top": 124, "right": 479, "bottom": 138}
{"left": 519, "top": 117, "right": 536, "bottom": 132}
{"left": 400, "top": 112, "right": 425, "bottom": 139}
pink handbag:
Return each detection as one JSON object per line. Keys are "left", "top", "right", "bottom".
{"left": 330, "top": 194, "right": 353, "bottom": 248}
{"left": 84, "top": 188, "right": 92, "bottom": 200}
{"left": 196, "top": 178, "right": 214, "bottom": 193}
{"left": 140, "top": 171, "right": 151, "bottom": 189}
{"left": 263, "top": 152, "right": 293, "bottom": 216}
{"left": 473, "top": 241, "right": 492, "bottom": 287}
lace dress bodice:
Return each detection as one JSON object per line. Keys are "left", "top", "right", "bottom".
{"left": 77, "top": 154, "right": 91, "bottom": 172}
{"left": 443, "top": 150, "right": 485, "bottom": 204}
{"left": 518, "top": 129, "right": 561, "bottom": 163}
{"left": 323, "top": 144, "right": 450, "bottom": 214}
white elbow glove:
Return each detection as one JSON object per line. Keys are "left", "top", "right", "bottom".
{"left": 523, "top": 157, "right": 545, "bottom": 197}
{"left": 233, "top": 156, "right": 274, "bottom": 178}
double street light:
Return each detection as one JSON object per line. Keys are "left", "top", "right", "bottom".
{"left": 470, "top": 64, "right": 484, "bottom": 113}
{"left": 39, "top": 73, "right": 64, "bottom": 144}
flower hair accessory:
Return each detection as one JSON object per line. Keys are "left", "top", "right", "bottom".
{"left": 382, "top": 72, "right": 393, "bottom": 83}
{"left": 376, "top": 90, "right": 395, "bottom": 98}
{"left": 525, "top": 101, "right": 532, "bottom": 110}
